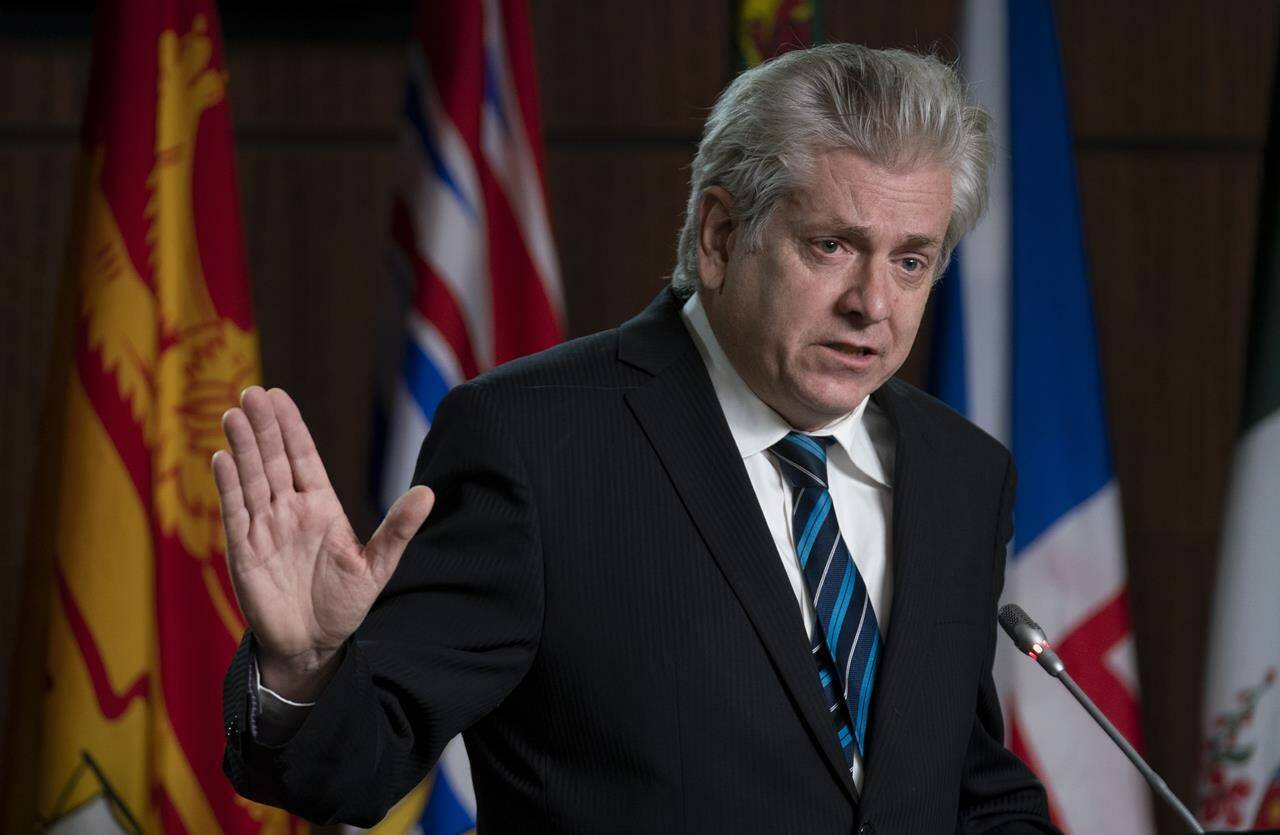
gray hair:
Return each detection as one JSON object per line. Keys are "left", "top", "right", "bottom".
{"left": 670, "top": 43, "right": 992, "bottom": 297}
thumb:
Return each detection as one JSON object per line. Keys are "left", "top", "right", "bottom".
{"left": 365, "top": 485, "right": 435, "bottom": 581}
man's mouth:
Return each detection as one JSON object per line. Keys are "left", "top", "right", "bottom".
{"left": 824, "top": 342, "right": 878, "bottom": 358}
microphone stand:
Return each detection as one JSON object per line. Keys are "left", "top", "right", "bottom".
{"left": 1054, "top": 668, "right": 1203, "bottom": 833}
{"left": 999, "top": 603, "right": 1205, "bottom": 834}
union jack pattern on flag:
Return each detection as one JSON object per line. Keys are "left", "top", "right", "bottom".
{"left": 366, "top": 1, "right": 563, "bottom": 832}
{"left": 930, "top": 2, "right": 1155, "bottom": 832}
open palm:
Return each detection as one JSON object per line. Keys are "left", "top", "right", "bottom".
{"left": 212, "top": 386, "right": 434, "bottom": 698}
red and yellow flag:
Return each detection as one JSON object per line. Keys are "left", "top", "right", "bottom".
{"left": 4, "top": 2, "right": 298, "bottom": 832}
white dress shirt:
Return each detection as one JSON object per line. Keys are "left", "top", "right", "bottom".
{"left": 256, "top": 293, "right": 899, "bottom": 788}
{"left": 681, "top": 292, "right": 896, "bottom": 791}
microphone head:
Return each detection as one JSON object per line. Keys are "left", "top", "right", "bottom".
{"left": 998, "top": 603, "right": 1049, "bottom": 653}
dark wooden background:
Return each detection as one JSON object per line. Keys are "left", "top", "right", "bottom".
{"left": 1, "top": 2, "right": 1275, "bottom": 832}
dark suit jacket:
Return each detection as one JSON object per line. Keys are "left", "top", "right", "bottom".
{"left": 223, "top": 289, "right": 1058, "bottom": 833}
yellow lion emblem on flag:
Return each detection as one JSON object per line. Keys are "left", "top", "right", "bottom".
{"left": 78, "top": 15, "right": 258, "bottom": 634}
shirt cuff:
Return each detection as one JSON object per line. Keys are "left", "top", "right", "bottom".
{"left": 248, "top": 650, "right": 316, "bottom": 747}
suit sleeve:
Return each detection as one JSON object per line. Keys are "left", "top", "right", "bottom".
{"left": 221, "top": 381, "right": 543, "bottom": 827}
{"left": 955, "top": 453, "right": 1063, "bottom": 835}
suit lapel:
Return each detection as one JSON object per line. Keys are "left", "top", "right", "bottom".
{"left": 619, "top": 291, "right": 859, "bottom": 803}
{"left": 860, "top": 380, "right": 948, "bottom": 801}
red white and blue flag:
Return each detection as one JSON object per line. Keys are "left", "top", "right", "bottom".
{"left": 930, "top": 2, "right": 1155, "bottom": 832}
{"left": 369, "top": 1, "right": 563, "bottom": 832}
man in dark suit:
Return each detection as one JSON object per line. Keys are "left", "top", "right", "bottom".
{"left": 217, "top": 44, "right": 1059, "bottom": 832}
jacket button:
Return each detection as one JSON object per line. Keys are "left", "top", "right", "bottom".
{"left": 857, "top": 824, "right": 874, "bottom": 835}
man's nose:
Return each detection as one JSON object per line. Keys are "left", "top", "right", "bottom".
{"left": 838, "top": 259, "right": 891, "bottom": 324}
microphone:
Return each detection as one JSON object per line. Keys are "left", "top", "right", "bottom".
{"left": 998, "top": 604, "right": 1205, "bottom": 834}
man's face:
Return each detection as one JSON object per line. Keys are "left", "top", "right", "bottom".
{"left": 698, "top": 149, "right": 952, "bottom": 431}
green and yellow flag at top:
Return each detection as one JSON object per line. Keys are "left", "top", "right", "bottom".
{"left": 736, "top": 0, "right": 823, "bottom": 69}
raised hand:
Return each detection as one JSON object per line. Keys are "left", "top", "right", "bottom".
{"left": 212, "top": 386, "right": 435, "bottom": 700}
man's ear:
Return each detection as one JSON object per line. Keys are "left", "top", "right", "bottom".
{"left": 696, "top": 186, "right": 736, "bottom": 292}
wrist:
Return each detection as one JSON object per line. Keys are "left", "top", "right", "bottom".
{"left": 257, "top": 644, "right": 344, "bottom": 702}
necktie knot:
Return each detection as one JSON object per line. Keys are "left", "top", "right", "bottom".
{"left": 769, "top": 432, "right": 834, "bottom": 490}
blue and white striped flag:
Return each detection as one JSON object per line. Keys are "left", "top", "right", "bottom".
{"left": 931, "top": 2, "right": 1155, "bottom": 831}
{"left": 365, "top": 1, "right": 563, "bottom": 832}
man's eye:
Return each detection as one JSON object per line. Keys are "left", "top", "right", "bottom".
{"left": 901, "top": 257, "right": 924, "bottom": 272}
{"left": 816, "top": 239, "right": 840, "bottom": 254}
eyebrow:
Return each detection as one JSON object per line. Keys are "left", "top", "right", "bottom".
{"left": 896, "top": 233, "right": 943, "bottom": 252}
{"left": 803, "top": 221, "right": 943, "bottom": 252}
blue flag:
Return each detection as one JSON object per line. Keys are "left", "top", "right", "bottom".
{"left": 930, "top": 2, "right": 1154, "bottom": 831}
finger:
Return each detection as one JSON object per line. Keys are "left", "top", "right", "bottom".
{"left": 222, "top": 406, "right": 272, "bottom": 514}
{"left": 241, "top": 385, "right": 294, "bottom": 499}
{"left": 365, "top": 485, "right": 435, "bottom": 582}
{"left": 211, "top": 450, "right": 250, "bottom": 554}
{"left": 268, "top": 387, "right": 333, "bottom": 493}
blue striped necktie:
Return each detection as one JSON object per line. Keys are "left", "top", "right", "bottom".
{"left": 769, "top": 432, "right": 883, "bottom": 773}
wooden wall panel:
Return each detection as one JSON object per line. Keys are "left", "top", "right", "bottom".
{"left": 531, "top": 0, "right": 731, "bottom": 137}
{"left": 0, "top": 40, "right": 86, "bottom": 741}
{"left": 0, "top": 41, "right": 86, "bottom": 131}
{"left": 228, "top": 46, "right": 403, "bottom": 134}
{"left": 826, "top": 0, "right": 959, "bottom": 60}
{"left": 1079, "top": 150, "right": 1262, "bottom": 832}
{"left": 1059, "top": 8, "right": 1274, "bottom": 830}
{"left": 547, "top": 145, "right": 695, "bottom": 335}
{"left": 1056, "top": 0, "right": 1277, "bottom": 143}
{"left": 234, "top": 143, "right": 402, "bottom": 537}
{"left": 0, "top": 140, "right": 77, "bottom": 745}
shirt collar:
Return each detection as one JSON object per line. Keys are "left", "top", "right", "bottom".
{"left": 680, "top": 292, "right": 891, "bottom": 488}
